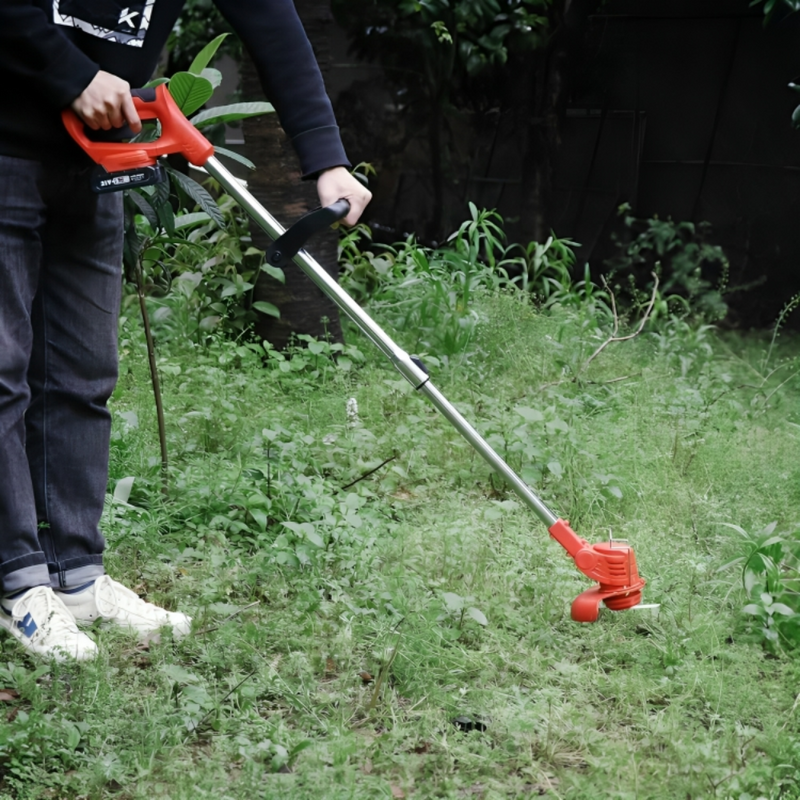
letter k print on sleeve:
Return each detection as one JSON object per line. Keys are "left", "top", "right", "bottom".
{"left": 53, "top": 0, "right": 156, "bottom": 48}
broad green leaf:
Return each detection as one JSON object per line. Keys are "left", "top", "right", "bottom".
{"left": 159, "top": 663, "right": 200, "bottom": 685}
{"left": 520, "top": 464, "right": 541, "bottom": 484}
{"left": 200, "top": 67, "right": 222, "bottom": 89}
{"left": 166, "top": 168, "right": 225, "bottom": 229}
{"left": 717, "top": 556, "right": 743, "bottom": 572}
{"left": 289, "top": 739, "right": 315, "bottom": 759}
{"left": 547, "top": 461, "right": 563, "bottom": 477}
{"left": 760, "top": 521, "right": 778, "bottom": 536}
{"left": 546, "top": 418, "right": 570, "bottom": 433}
{"left": 276, "top": 551, "right": 299, "bottom": 568}
{"left": 188, "top": 33, "right": 229, "bottom": 75}
{"left": 168, "top": 72, "right": 214, "bottom": 116}
{"left": 113, "top": 476, "right": 135, "bottom": 505}
{"left": 213, "top": 146, "right": 256, "bottom": 171}
{"left": 718, "top": 522, "right": 750, "bottom": 538}
{"left": 249, "top": 508, "right": 268, "bottom": 532}
{"left": 252, "top": 301, "right": 281, "bottom": 318}
{"left": 305, "top": 529, "right": 325, "bottom": 548}
{"left": 144, "top": 76, "right": 170, "bottom": 88}
{"left": 261, "top": 263, "right": 286, "bottom": 283}
{"left": 156, "top": 200, "right": 176, "bottom": 237}
{"left": 759, "top": 535, "right": 785, "bottom": 548}
{"left": 65, "top": 725, "right": 81, "bottom": 751}
{"left": 442, "top": 592, "right": 464, "bottom": 612}
{"left": 283, "top": 521, "right": 307, "bottom": 535}
{"left": 467, "top": 607, "right": 488, "bottom": 626}
{"left": 125, "top": 189, "right": 158, "bottom": 230}
{"left": 515, "top": 406, "right": 544, "bottom": 422}
{"left": 174, "top": 211, "right": 212, "bottom": 230}
{"left": 768, "top": 602, "right": 795, "bottom": 616}
{"left": 190, "top": 102, "right": 274, "bottom": 128}
{"left": 742, "top": 603, "right": 764, "bottom": 616}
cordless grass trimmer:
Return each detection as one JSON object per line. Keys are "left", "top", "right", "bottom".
{"left": 63, "top": 85, "right": 648, "bottom": 622}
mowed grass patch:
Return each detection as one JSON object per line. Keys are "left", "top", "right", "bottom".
{"left": 2, "top": 293, "right": 800, "bottom": 799}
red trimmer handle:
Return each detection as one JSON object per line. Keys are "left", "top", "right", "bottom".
{"left": 62, "top": 83, "right": 214, "bottom": 172}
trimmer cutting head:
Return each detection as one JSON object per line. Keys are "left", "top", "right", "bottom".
{"left": 548, "top": 520, "right": 647, "bottom": 622}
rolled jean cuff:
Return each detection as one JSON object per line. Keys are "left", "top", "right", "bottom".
{"left": 0, "top": 552, "right": 50, "bottom": 595}
{"left": 48, "top": 555, "right": 105, "bottom": 590}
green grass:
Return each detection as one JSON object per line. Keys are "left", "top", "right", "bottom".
{"left": 3, "top": 290, "right": 800, "bottom": 799}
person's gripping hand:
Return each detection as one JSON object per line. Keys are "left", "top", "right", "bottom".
{"left": 70, "top": 71, "right": 142, "bottom": 133}
{"left": 316, "top": 166, "right": 372, "bottom": 226}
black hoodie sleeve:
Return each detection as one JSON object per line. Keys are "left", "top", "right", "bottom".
{"left": 0, "top": 0, "right": 99, "bottom": 108}
{"left": 212, "top": 0, "right": 350, "bottom": 178}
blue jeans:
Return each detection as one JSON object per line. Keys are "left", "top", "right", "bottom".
{"left": 0, "top": 154, "right": 123, "bottom": 594}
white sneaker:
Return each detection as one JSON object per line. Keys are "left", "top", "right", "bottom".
{"left": 57, "top": 576, "right": 191, "bottom": 639}
{"left": 0, "top": 586, "right": 97, "bottom": 662}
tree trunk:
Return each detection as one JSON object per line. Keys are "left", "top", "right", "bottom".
{"left": 516, "top": 0, "right": 599, "bottom": 245}
{"left": 241, "top": 2, "right": 343, "bottom": 350}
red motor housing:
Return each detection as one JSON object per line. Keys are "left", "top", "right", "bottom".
{"left": 548, "top": 519, "right": 646, "bottom": 622}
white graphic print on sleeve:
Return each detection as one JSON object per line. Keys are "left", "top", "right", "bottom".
{"left": 53, "top": 1, "right": 156, "bottom": 48}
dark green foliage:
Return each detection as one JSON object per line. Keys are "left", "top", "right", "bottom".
{"left": 339, "top": 205, "right": 583, "bottom": 358}
{"left": 604, "top": 205, "right": 730, "bottom": 324}
{"left": 750, "top": 0, "right": 800, "bottom": 23}
{"left": 333, "top": 0, "right": 550, "bottom": 92}
{"left": 123, "top": 34, "right": 272, "bottom": 282}
{"left": 167, "top": 0, "right": 241, "bottom": 74}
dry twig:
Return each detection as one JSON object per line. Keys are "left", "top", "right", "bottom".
{"left": 579, "top": 272, "right": 660, "bottom": 375}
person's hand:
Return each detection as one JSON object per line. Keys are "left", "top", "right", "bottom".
{"left": 316, "top": 166, "right": 372, "bottom": 226}
{"left": 70, "top": 71, "right": 142, "bottom": 133}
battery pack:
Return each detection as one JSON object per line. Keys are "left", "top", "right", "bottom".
{"left": 91, "top": 164, "right": 165, "bottom": 194}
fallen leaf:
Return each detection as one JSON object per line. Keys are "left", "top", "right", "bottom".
{"left": 391, "top": 786, "right": 406, "bottom": 799}
{"left": 358, "top": 671, "right": 374, "bottom": 684}
{"left": 0, "top": 689, "right": 20, "bottom": 702}
{"left": 362, "top": 759, "right": 373, "bottom": 775}
{"left": 413, "top": 742, "right": 431, "bottom": 754}
{"left": 325, "top": 658, "right": 337, "bottom": 676}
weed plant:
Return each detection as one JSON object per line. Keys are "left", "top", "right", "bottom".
{"left": 4, "top": 219, "right": 800, "bottom": 799}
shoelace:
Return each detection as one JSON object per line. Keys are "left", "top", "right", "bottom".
{"left": 92, "top": 575, "right": 164, "bottom": 622}
{"left": 12, "top": 587, "right": 79, "bottom": 638}
{"left": 92, "top": 575, "right": 125, "bottom": 619}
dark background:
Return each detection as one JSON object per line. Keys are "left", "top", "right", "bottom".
{"left": 328, "top": 0, "right": 800, "bottom": 327}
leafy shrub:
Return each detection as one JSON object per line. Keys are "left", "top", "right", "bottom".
{"left": 167, "top": 0, "right": 240, "bottom": 74}
{"left": 721, "top": 521, "right": 800, "bottom": 651}
{"left": 339, "top": 205, "right": 582, "bottom": 358}
{"left": 129, "top": 193, "right": 280, "bottom": 343}
{"left": 604, "top": 205, "right": 730, "bottom": 323}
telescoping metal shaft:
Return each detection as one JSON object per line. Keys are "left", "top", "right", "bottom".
{"left": 203, "top": 155, "right": 559, "bottom": 528}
